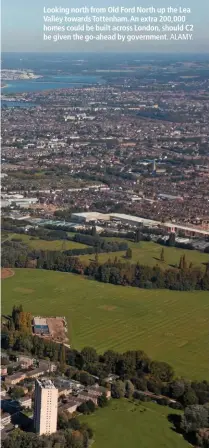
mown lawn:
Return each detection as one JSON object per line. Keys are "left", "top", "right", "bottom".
{"left": 3, "top": 233, "right": 87, "bottom": 251}
{"left": 81, "top": 399, "right": 190, "bottom": 448}
{"left": 79, "top": 239, "right": 209, "bottom": 271}
{"left": 2, "top": 269, "right": 209, "bottom": 380}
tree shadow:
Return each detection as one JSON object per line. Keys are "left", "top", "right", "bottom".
{"left": 153, "top": 257, "right": 161, "bottom": 262}
{"left": 168, "top": 263, "right": 178, "bottom": 269}
{"left": 167, "top": 414, "right": 196, "bottom": 445}
{"left": 167, "top": 413, "right": 181, "bottom": 431}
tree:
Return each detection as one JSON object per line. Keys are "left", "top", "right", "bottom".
{"left": 111, "top": 380, "right": 125, "bottom": 398}
{"left": 10, "top": 386, "right": 25, "bottom": 400}
{"left": 135, "top": 228, "right": 142, "bottom": 243}
{"left": 98, "top": 393, "right": 108, "bottom": 408}
{"left": 57, "top": 411, "right": 70, "bottom": 430}
{"left": 59, "top": 344, "right": 66, "bottom": 367}
{"left": 182, "top": 388, "right": 199, "bottom": 407}
{"left": 150, "top": 361, "right": 174, "bottom": 382}
{"left": 126, "top": 248, "right": 132, "bottom": 259}
{"left": 12, "top": 305, "right": 23, "bottom": 330}
{"left": 78, "top": 400, "right": 95, "bottom": 414}
{"left": 170, "top": 380, "right": 185, "bottom": 399}
{"left": 147, "top": 378, "right": 163, "bottom": 395}
{"left": 92, "top": 226, "right": 97, "bottom": 237}
{"left": 81, "top": 347, "right": 98, "bottom": 365}
{"left": 179, "top": 256, "right": 183, "bottom": 270}
{"left": 19, "top": 311, "right": 32, "bottom": 333}
{"left": 167, "top": 232, "right": 176, "bottom": 247}
{"left": 79, "top": 371, "right": 95, "bottom": 386}
{"left": 181, "top": 405, "right": 208, "bottom": 433}
{"left": 201, "top": 270, "right": 209, "bottom": 290}
{"left": 77, "top": 403, "right": 89, "bottom": 416}
{"left": 160, "top": 248, "right": 165, "bottom": 262}
{"left": 182, "top": 254, "right": 187, "bottom": 270}
{"left": 103, "top": 350, "right": 120, "bottom": 372}
{"left": 125, "top": 380, "right": 135, "bottom": 398}
{"left": 86, "top": 399, "right": 96, "bottom": 413}
{"left": 95, "top": 252, "right": 99, "bottom": 265}
{"left": 191, "top": 381, "right": 209, "bottom": 405}
{"left": 7, "top": 365, "right": 14, "bottom": 375}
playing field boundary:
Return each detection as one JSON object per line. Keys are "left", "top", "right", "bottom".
{"left": 1, "top": 268, "right": 15, "bottom": 279}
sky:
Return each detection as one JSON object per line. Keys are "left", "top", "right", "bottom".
{"left": 2, "top": 0, "right": 209, "bottom": 52}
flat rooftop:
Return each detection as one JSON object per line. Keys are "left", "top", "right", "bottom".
{"left": 33, "top": 317, "right": 47, "bottom": 326}
{"left": 36, "top": 379, "right": 56, "bottom": 389}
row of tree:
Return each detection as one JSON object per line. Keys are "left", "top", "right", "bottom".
{"left": 73, "top": 232, "right": 128, "bottom": 252}
{"left": 2, "top": 240, "right": 209, "bottom": 291}
{"left": 2, "top": 420, "right": 93, "bottom": 448}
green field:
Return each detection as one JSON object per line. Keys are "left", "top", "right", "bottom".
{"left": 2, "top": 233, "right": 87, "bottom": 251}
{"left": 2, "top": 232, "right": 208, "bottom": 271}
{"left": 80, "top": 239, "right": 209, "bottom": 271}
{"left": 81, "top": 399, "right": 189, "bottom": 448}
{"left": 2, "top": 269, "right": 209, "bottom": 380}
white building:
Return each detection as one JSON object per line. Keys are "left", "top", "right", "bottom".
{"left": 18, "top": 396, "right": 32, "bottom": 409}
{"left": 71, "top": 212, "right": 110, "bottom": 223}
{"left": 34, "top": 379, "right": 58, "bottom": 436}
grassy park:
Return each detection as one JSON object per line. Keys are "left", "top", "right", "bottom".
{"left": 81, "top": 399, "right": 190, "bottom": 448}
{"left": 79, "top": 239, "right": 209, "bottom": 271}
{"left": 2, "top": 268, "right": 209, "bottom": 380}
{"left": 2, "top": 232, "right": 208, "bottom": 270}
{"left": 1, "top": 232, "right": 87, "bottom": 251}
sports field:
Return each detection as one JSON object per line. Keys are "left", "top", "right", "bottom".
{"left": 81, "top": 399, "right": 190, "bottom": 448}
{"left": 2, "top": 269, "right": 208, "bottom": 380}
{"left": 80, "top": 239, "right": 209, "bottom": 271}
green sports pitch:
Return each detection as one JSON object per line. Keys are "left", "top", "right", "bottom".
{"left": 2, "top": 269, "right": 209, "bottom": 380}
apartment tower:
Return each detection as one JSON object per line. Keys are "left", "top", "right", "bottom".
{"left": 34, "top": 378, "right": 58, "bottom": 435}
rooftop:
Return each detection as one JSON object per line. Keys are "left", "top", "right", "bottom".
{"left": 33, "top": 317, "right": 47, "bottom": 326}
{"left": 36, "top": 378, "right": 56, "bottom": 389}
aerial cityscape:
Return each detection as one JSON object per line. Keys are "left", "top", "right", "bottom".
{"left": 1, "top": 46, "right": 209, "bottom": 448}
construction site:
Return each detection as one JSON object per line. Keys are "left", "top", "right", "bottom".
{"left": 32, "top": 316, "right": 69, "bottom": 344}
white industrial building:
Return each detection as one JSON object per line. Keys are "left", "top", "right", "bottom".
{"left": 70, "top": 212, "right": 209, "bottom": 237}
{"left": 1, "top": 195, "right": 38, "bottom": 208}
{"left": 71, "top": 212, "right": 110, "bottom": 223}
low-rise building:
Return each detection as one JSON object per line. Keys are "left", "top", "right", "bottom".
{"left": 88, "top": 384, "right": 111, "bottom": 399}
{"left": 0, "top": 390, "right": 7, "bottom": 398}
{"left": 0, "top": 367, "right": 8, "bottom": 376}
{"left": 5, "top": 372, "right": 26, "bottom": 385}
{"left": 60, "top": 398, "right": 83, "bottom": 414}
{"left": 1, "top": 413, "right": 11, "bottom": 426}
{"left": 18, "top": 396, "right": 32, "bottom": 408}
{"left": 26, "top": 367, "right": 47, "bottom": 379}
{"left": 58, "top": 387, "right": 72, "bottom": 398}
{"left": 104, "top": 374, "right": 120, "bottom": 384}
{"left": 77, "top": 391, "right": 98, "bottom": 406}
{"left": 19, "top": 356, "right": 35, "bottom": 369}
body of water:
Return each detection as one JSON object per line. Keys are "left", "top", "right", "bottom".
{"left": 1, "top": 100, "right": 37, "bottom": 108}
{"left": 2, "top": 75, "right": 105, "bottom": 94}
